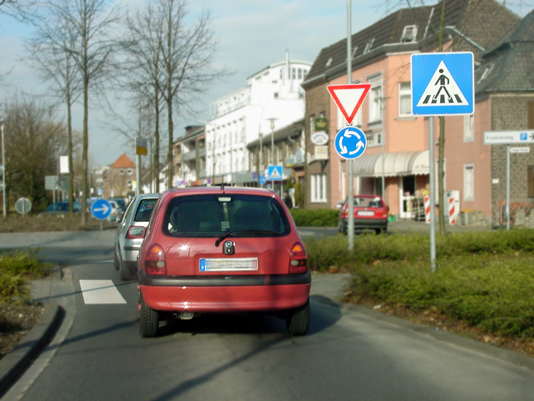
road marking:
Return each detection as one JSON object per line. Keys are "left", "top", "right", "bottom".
{"left": 79, "top": 280, "right": 127, "bottom": 304}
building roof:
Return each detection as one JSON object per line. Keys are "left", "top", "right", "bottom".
{"left": 110, "top": 153, "right": 135, "bottom": 169}
{"left": 476, "top": 10, "right": 534, "bottom": 94}
{"left": 302, "top": 0, "right": 518, "bottom": 90}
{"left": 247, "top": 118, "right": 304, "bottom": 149}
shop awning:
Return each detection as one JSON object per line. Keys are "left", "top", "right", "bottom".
{"left": 351, "top": 151, "right": 429, "bottom": 177}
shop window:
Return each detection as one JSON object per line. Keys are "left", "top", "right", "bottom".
{"left": 311, "top": 174, "right": 327, "bottom": 203}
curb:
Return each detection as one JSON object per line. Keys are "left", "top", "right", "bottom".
{"left": 0, "top": 302, "right": 65, "bottom": 398}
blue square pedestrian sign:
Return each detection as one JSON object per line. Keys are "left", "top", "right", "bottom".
{"left": 411, "top": 52, "right": 474, "bottom": 116}
{"left": 266, "top": 165, "right": 283, "bottom": 181}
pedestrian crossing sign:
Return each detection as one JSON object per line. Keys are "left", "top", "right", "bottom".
{"left": 266, "top": 165, "right": 283, "bottom": 181}
{"left": 411, "top": 52, "right": 474, "bottom": 116}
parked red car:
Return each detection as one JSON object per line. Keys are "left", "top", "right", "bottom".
{"left": 136, "top": 187, "right": 311, "bottom": 337}
{"left": 338, "top": 194, "right": 389, "bottom": 234}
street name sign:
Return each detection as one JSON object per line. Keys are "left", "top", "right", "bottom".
{"left": 411, "top": 52, "right": 474, "bottom": 116}
{"left": 91, "top": 199, "right": 112, "bottom": 220}
{"left": 509, "top": 147, "right": 530, "bottom": 154}
{"left": 327, "top": 84, "right": 371, "bottom": 125}
{"left": 484, "top": 130, "right": 534, "bottom": 144}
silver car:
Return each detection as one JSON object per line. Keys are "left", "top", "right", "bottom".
{"left": 113, "top": 194, "right": 160, "bottom": 280}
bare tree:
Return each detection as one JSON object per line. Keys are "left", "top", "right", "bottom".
{"left": 119, "top": 3, "right": 165, "bottom": 193}
{"left": 157, "top": 0, "right": 220, "bottom": 189}
{"left": 26, "top": 14, "right": 82, "bottom": 212}
{"left": 30, "top": 0, "right": 119, "bottom": 224}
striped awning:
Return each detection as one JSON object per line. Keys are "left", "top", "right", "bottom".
{"left": 351, "top": 151, "right": 429, "bottom": 177}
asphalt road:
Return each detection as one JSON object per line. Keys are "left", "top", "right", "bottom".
{"left": 1, "top": 231, "right": 533, "bottom": 401}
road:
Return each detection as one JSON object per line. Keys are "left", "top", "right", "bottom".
{"left": 1, "top": 231, "right": 533, "bottom": 401}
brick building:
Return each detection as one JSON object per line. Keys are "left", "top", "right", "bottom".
{"left": 103, "top": 153, "right": 136, "bottom": 198}
{"left": 302, "top": 0, "right": 519, "bottom": 221}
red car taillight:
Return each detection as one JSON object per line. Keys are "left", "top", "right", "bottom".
{"left": 126, "top": 226, "right": 146, "bottom": 239}
{"left": 143, "top": 244, "right": 166, "bottom": 276}
{"left": 289, "top": 242, "right": 307, "bottom": 274}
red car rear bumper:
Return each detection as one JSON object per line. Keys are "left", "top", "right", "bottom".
{"left": 139, "top": 273, "right": 311, "bottom": 312}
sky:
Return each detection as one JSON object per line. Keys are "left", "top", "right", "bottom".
{"left": 0, "top": 0, "right": 532, "bottom": 168}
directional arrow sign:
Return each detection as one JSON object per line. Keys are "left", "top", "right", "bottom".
{"left": 327, "top": 84, "right": 370, "bottom": 125}
{"left": 91, "top": 199, "right": 112, "bottom": 220}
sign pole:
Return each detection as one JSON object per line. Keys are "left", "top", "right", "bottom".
{"left": 346, "top": 0, "right": 354, "bottom": 251}
{"left": 429, "top": 116, "right": 437, "bottom": 272}
{"left": 506, "top": 146, "right": 511, "bottom": 230}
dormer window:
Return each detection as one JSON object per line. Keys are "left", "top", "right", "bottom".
{"left": 352, "top": 46, "right": 359, "bottom": 58}
{"left": 401, "top": 25, "right": 417, "bottom": 43}
{"left": 477, "top": 63, "right": 494, "bottom": 84}
{"left": 325, "top": 57, "right": 333, "bottom": 68}
{"left": 363, "top": 38, "right": 375, "bottom": 54}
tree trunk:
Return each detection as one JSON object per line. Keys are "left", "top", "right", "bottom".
{"left": 67, "top": 93, "right": 74, "bottom": 213}
{"left": 166, "top": 95, "right": 173, "bottom": 189}
{"left": 154, "top": 87, "right": 160, "bottom": 193}
{"left": 81, "top": 73, "right": 89, "bottom": 226}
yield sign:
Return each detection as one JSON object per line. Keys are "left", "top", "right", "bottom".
{"left": 327, "top": 84, "right": 371, "bottom": 125}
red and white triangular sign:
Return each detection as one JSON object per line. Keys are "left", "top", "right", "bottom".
{"left": 327, "top": 84, "right": 371, "bottom": 125}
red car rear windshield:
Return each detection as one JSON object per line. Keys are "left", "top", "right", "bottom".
{"left": 163, "top": 194, "right": 290, "bottom": 237}
{"left": 354, "top": 197, "right": 384, "bottom": 208}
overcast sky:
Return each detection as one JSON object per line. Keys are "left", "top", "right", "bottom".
{"left": 0, "top": 0, "right": 531, "bottom": 167}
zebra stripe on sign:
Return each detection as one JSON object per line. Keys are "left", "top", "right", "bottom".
{"left": 79, "top": 280, "right": 127, "bottom": 304}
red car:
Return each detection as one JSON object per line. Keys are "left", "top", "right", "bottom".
{"left": 136, "top": 187, "right": 311, "bottom": 337}
{"left": 338, "top": 194, "right": 389, "bottom": 234}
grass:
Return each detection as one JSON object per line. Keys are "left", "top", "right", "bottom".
{"left": 304, "top": 229, "right": 534, "bottom": 341}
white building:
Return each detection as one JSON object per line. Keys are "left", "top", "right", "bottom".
{"left": 206, "top": 57, "right": 311, "bottom": 184}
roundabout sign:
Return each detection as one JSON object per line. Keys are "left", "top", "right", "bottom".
{"left": 334, "top": 126, "right": 367, "bottom": 159}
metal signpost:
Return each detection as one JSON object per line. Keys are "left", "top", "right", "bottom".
{"left": 136, "top": 137, "right": 148, "bottom": 196}
{"left": 1, "top": 121, "right": 6, "bottom": 218}
{"left": 327, "top": 79, "right": 370, "bottom": 251}
{"left": 484, "top": 130, "right": 534, "bottom": 230}
{"left": 411, "top": 52, "right": 474, "bottom": 272}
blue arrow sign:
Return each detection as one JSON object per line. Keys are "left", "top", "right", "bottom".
{"left": 411, "top": 52, "right": 474, "bottom": 116}
{"left": 266, "top": 165, "right": 283, "bottom": 181}
{"left": 91, "top": 199, "right": 112, "bottom": 220}
{"left": 334, "top": 126, "right": 367, "bottom": 159}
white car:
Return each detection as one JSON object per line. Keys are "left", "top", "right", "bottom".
{"left": 113, "top": 194, "right": 160, "bottom": 280}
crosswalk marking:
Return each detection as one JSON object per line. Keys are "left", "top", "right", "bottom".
{"left": 79, "top": 280, "right": 127, "bottom": 304}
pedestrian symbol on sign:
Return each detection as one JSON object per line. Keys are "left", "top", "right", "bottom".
{"left": 417, "top": 61, "right": 468, "bottom": 107}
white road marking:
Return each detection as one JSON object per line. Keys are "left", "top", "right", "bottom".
{"left": 79, "top": 280, "right": 127, "bottom": 304}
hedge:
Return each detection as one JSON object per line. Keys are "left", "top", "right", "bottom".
{"left": 290, "top": 208, "right": 339, "bottom": 227}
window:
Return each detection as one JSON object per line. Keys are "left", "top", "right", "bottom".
{"left": 367, "top": 130, "right": 383, "bottom": 147}
{"left": 127, "top": 168, "right": 134, "bottom": 176}
{"left": 292, "top": 68, "right": 296, "bottom": 79}
{"left": 463, "top": 114, "right": 474, "bottom": 142}
{"left": 463, "top": 164, "right": 475, "bottom": 201}
{"left": 351, "top": 46, "right": 359, "bottom": 58}
{"left": 119, "top": 169, "right": 125, "bottom": 176}
{"left": 401, "top": 25, "right": 417, "bottom": 43}
{"left": 399, "top": 82, "right": 411, "bottom": 116}
{"left": 311, "top": 174, "right": 327, "bottom": 203}
{"left": 309, "top": 115, "right": 315, "bottom": 135}
{"left": 528, "top": 166, "right": 534, "bottom": 198}
{"left": 134, "top": 198, "right": 158, "bottom": 222}
{"left": 274, "top": 92, "right": 279, "bottom": 99}
{"left": 369, "top": 83, "right": 383, "bottom": 123}
{"left": 163, "top": 194, "right": 290, "bottom": 237}
{"left": 363, "top": 38, "right": 375, "bottom": 54}
{"left": 325, "top": 57, "right": 333, "bottom": 68}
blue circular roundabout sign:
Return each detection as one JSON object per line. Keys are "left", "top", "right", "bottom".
{"left": 334, "top": 126, "right": 367, "bottom": 160}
